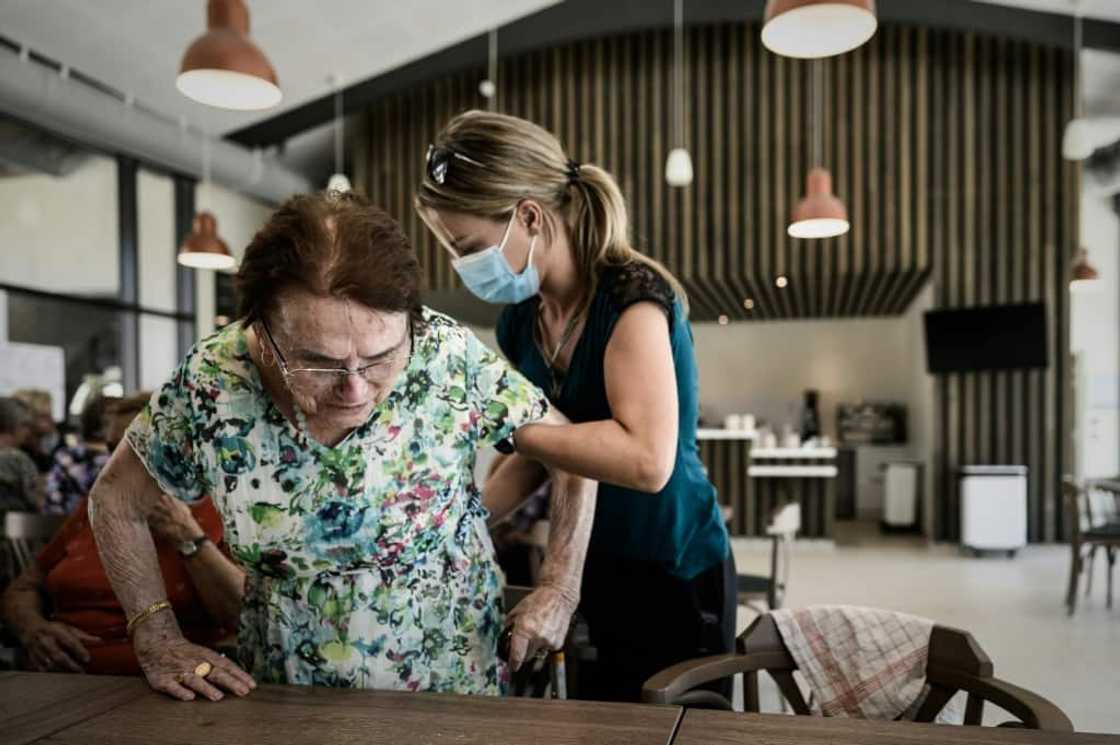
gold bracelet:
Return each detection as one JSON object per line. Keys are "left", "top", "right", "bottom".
{"left": 126, "top": 600, "right": 172, "bottom": 637}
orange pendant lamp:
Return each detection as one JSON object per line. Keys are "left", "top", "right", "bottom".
{"left": 789, "top": 167, "right": 849, "bottom": 238}
{"left": 1070, "top": 248, "right": 1099, "bottom": 292}
{"left": 177, "top": 0, "right": 281, "bottom": 111}
{"left": 762, "top": 0, "right": 877, "bottom": 59}
{"left": 178, "top": 135, "right": 236, "bottom": 271}
{"left": 790, "top": 61, "right": 849, "bottom": 239}
{"left": 178, "top": 212, "right": 235, "bottom": 270}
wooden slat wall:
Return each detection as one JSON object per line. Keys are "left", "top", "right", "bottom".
{"left": 358, "top": 23, "right": 1076, "bottom": 541}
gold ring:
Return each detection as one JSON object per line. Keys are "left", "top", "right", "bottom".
{"left": 194, "top": 661, "right": 213, "bottom": 678}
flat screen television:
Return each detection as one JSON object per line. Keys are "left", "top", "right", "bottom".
{"left": 923, "top": 302, "right": 1048, "bottom": 373}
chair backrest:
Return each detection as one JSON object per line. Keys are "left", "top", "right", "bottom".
{"left": 4, "top": 511, "right": 64, "bottom": 542}
{"left": 733, "top": 613, "right": 1071, "bottom": 730}
{"left": 766, "top": 502, "right": 802, "bottom": 538}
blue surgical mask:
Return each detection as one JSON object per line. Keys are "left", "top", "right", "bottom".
{"left": 451, "top": 212, "right": 540, "bottom": 304}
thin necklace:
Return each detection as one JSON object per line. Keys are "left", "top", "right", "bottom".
{"left": 535, "top": 302, "right": 586, "bottom": 398}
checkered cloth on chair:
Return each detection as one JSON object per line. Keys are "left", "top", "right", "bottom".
{"left": 771, "top": 605, "right": 934, "bottom": 720}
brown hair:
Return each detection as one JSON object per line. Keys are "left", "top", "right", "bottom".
{"left": 236, "top": 191, "right": 423, "bottom": 328}
{"left": 415, "top": 110, "right": 687, "bottom": 312}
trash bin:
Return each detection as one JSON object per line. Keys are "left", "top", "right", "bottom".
{"left": 959, "top": 465, "right": 1028, "bottom": 557}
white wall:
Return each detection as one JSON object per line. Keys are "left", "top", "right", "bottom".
{"left": 192, "top": 182, "right": 272, "bottom": 339}
{"left": 0, "top": 156, "right": 118, "bottom": 296}
{"left": 1072, "top": 188, "right": 1120, "bottom": 479}
{"left": 690, "top": 311, "right": 924, "bottom": 439}
{"left": 689, "top": 297, "right": 936, "bottom": 521}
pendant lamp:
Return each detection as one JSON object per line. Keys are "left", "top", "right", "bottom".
{"left": 762, "top": 0, "right": 877, "bottom": 59}
{"left": 326, "top": 74, "right": 351, "bottom": 193}
{"left": 479, "top": 29, "right": 499, "bottom": 105}
{"left": 1070, "top": 248, "right": 1100, "bottom": 292}
{"left": 179, "top": 135, "right": 235, "bottom": 271}
{"left": 789, "top": 61, "right": 849, "bottom": 239}
{"left": 1063, "top": 2, "right": 1092, "bottom": 161}
{"left": 665, "top": 0, "right": 694, "bottom": 187}
{"left": 177, "top": 0, "right": 282, "bottom": 111}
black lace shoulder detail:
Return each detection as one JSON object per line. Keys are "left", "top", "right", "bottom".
{"left": 603, "top": 262, "right": 675, "bottom": 320}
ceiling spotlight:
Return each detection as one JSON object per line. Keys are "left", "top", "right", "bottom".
{"left": 743, "top": 297, "right": 755, "bottom": 310}
{"left": 718, "top": 314, "right": 730, "bottom": 326}
{"left": 776, "top": 275, "right": 789, "bottom": 288}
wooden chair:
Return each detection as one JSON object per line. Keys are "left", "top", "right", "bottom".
{"left": 1063, "top": 477, "right": 1120, "bottom": 615}
{"left": 736, "top": 503, "right": 800, "bottom": 612}
{"left": 641, "top": 612, "right": 1073, "bottom": 731}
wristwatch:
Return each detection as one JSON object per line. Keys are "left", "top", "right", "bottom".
{"left": 177, "top": 535, "right": 210, "bottom": 559}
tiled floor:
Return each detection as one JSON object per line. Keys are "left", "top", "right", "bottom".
{"left": 730, "top": 522, "right": 1120, "bottom": 734}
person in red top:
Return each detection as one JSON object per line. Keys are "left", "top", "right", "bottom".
{"left": 1, "top": 393, "right": 245, "bottom": 675}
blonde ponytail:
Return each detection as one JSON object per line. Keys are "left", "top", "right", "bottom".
{"left": 416, "top": 110, "right": 688, "bottom": 313}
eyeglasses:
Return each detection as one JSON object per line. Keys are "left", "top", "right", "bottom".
{"left": 260, "top": 320, "right": 409, "bottom": 391}
{"left": 426, "top": 144, "right": 485, "bottom": 185}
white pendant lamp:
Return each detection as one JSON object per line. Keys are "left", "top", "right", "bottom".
{"left": 789, "top": 61, "right": 849, "bottom": 239}
{"left": 762, "top": 0, "right": 877, "bottom": 59}
{"left": 479, "top": 29, "right": 499, "bottom": 106}
{"left": 1063, "top": 2, "right": 1092, "bottom": 161}
{"left": 179, "top": 135, "right": 236, "bottom": 271}
{"left": 665, "top": 0, "right": 694, "bottom": 187}
{"left": 326, "top": 74, "right": 351, "bottom": 193}
{"left": 177, "top": 0, "right": 282, "bottom": 111}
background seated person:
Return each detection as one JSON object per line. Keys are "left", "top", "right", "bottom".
{"left": 1, "top": 393, "right": 245, "bottom": 675}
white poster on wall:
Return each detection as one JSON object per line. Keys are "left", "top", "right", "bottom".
{"left": 0, "top": 341, "right": 66, "bottom": 421}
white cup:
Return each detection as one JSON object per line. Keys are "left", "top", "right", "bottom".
{"left": 725, "top": 414, "right": 743, "bottom": 430}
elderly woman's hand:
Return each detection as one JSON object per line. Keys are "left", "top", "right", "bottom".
{"left": 133, "top": 620, "right": 256, "bottom": 701}
{"left": 20, "top": 620, "right": 101, "bottom": 672}
{"left": 503, "top": 584, "right": 579, "bottom": 671}
{"left": 148, "top": 493, "right": 205, "bottom": 545}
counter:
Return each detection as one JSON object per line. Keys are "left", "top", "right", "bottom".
{"left": 696, "top": 433, "right": 837, "bottom": 539}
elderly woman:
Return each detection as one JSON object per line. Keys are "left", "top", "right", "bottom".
{"left": 89, "top": 192, "right": 596, "bottom": 702}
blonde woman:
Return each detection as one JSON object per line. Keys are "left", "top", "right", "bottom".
{"left": 416, "top": 110, "right": 734, "bottom": 702}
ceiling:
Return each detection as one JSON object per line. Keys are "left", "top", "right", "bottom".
{"left": 975, "top": 0, "right": 1120, "bottom": 22}
{"left": 0, "top": 0, "right": 557, "bottom": 138}
{"left": 2, "top": 0, "right": 1117, "bottom": 184}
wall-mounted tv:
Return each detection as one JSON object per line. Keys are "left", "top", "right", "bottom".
{"left": 923, "top": 302, "right": 1048, "bottom": 373}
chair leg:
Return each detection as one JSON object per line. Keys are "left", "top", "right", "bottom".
{"left": 1085, "top": 546, "right": 1097, "bottom": 597}
{"left": 1107, "top": 547, "right": 1116, "bottom": 610}
{"left": 1066, "top": 547, "right": 1081, "bottom": 616}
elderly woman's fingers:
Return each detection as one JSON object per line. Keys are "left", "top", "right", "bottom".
{"left": 38, "top": 635, "right": 85, "bottom": 673}
{"left": 508, "top": 629, "right": 532, "bottom": 672}
{"left": 181, "top": 673, "right": 225, "bottom": 702}
{"left": 152, "top": 674, "right": 197, "bottom": 702}
{"left": 52, "top": 625, "right": 93, "bottom": 664}
{"left": 204, "top": 667, "right": 251, "bottom": 697}
{"left": 204, "top": 649, "right": 257, "bottom": 690}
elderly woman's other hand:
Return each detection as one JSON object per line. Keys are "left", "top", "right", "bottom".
{"left": 503, "top": 583, "right": 579, "bottom": 671}
{"left": 20, "top": 620, "right": 101, "bottom": 672}
{"left": 148, "top": 493, "right": 205, "bottom": 545}
{"left": 132, "top": 622, "right": 256, "bottom": 701}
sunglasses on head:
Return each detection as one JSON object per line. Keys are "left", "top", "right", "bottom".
{"left": 425, "top": 144, "right": 485, "bottom": 185}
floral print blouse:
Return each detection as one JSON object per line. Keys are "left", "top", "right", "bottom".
{"left": 126, "top": 308, "right": 548, "bottom": 693}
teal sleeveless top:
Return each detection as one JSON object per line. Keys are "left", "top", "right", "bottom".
{"left": 496, "top": 263, "right": 729, "bottom": 580}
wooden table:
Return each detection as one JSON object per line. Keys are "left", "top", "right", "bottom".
{"left": 673, "top": 709, "right": 1120, "bottom": 745}
{"left": 0, "top": 672, "right": 148, "bottom": 745}
{"left": 0, "top": 673, "right": 682, "bottom": 745}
